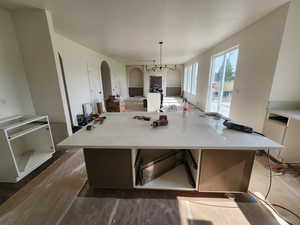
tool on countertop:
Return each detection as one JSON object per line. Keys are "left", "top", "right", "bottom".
{"left": 86, "top": 125, "right": 95, "bottom": 131}
{"left": 94, "top": 116, "right": 107, "bottom": 124}
{"left": 222, "top": 120, "right": 266, "bottom": 136}
{"left": 223, "top": 120, "right": 253, "bottom": 133}
{"left": 151, "top": 115, "right": 168, "bottom": 128}
{"left": 87, "top": 116, "right": 106, "bottom": 130}
{"left": 133, "top": 116, "right": 151, "bottom": 121}
{"left": 223, "top": 120, "right": 265, "bottom": 136}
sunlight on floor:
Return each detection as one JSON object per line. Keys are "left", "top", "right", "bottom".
{"left": 163, "top": 97, "right": 183, "bottom": 107}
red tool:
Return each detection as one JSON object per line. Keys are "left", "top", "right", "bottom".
{"left": 86, "top": 125, "right": 95, "bottom": 131}
{"left": 94, "top": 116, "right": 107, "bottom": 124}
{"left": 151, "top": 115, "right": 168, "bottom": 128}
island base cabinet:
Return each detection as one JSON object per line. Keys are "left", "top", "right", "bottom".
{"left": 83, "top": 149, "right": 133, "bottom": 189}
{"left": 198, "top": 150, "right": 255, "bottom": 193}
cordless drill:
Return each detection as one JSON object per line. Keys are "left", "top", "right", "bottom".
{"left": 151, "top": 115, "right": 168, "bottom": 128}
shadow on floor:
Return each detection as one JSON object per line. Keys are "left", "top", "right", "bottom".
{"left": 78, "top": 182, "right": 226, "bottom": 199}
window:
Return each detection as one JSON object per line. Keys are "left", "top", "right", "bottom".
{"left": 207, "top": 47, "right": 239, "bottom": 117}
{"left": 184, "top": 67, "right": 188, "bottom": 92}
{"left": 184, "top": 63, "right": 199, "bottom": 95}
{"left": 191, "top": 63, "right": 198, "bottom": 95}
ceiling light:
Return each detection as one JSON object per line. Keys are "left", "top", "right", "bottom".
{"left": 146, "top": 41, "right": 176, "bottom": 72}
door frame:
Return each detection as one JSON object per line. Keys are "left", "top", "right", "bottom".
{"left": 206, "top": 45, "right": 239, "bottom": 114}
{"left": 100, "top": 61, "right": 112, "bottom": 111}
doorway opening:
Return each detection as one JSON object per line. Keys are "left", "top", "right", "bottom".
{"left": 207, "top": 47, "right": 239, "bottom": 117}
{"left": 100, "top": 61, "right": 112, "bottom": 104}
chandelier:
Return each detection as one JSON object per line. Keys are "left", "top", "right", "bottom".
{"left": 145, "top": 41, "right": 176, "bottom": 72}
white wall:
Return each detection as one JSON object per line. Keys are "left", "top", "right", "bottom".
{"left": 143, "top": 65, "right": 183, "bottom": 97}
{"left": 270, "top": 1, "right": 300, "bottom": 102}
{"left": 166, "top": 65, "right": 183, "bottom": 88}
{"left": 13, "top": 9, "right": 72, "bottom": 143}
{"left": 54, "top": 34, "right": 128, "bottom": 125}
{"left": 0, "top": 8, "right": 35, "bottom": 119}
{"left": 184, "top": 4, "right": 289, "bottom": 131}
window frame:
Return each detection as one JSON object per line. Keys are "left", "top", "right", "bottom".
{"left": 184, "top": 62, "right": 199, "bottom": 95}
{"left": 206, "top": 45, "right": 239, "bottom": 115}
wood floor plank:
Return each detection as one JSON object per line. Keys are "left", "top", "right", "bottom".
{"left": 113, "top": 198, "right": 183, "bottom": 225}
{"left": 186, "top": 198, "right": 282, "bottom": 225}
{"left": 58, "top": 197, "right": 118, "bottom": 225}
{"left": 59, "top": 196, "right": 285, "bottom": 225}
{"left": 60, "top": 197, "right": 186, "bottom": 225}
{"left": 0, "top": 150, "right": 87, "bottom": 225}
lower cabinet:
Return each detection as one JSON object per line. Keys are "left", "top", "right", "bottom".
{"left": 198, "top": 150, "right": 255, "bottom": 193}
{"left": 83, "top": 148, "right": 255, "bottom": 193}
{"left": 263, "top": 112, "right": 300, "bottom": 163}
{"left": 83, "top": 148, "right": 133, "bottom": 189}
{"left": 263, "top": 119, "right": 286, "bottom": 160}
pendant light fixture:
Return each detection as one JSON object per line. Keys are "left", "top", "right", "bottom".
{"left": 146, "top": 41, "right": 176, "bottom": 72}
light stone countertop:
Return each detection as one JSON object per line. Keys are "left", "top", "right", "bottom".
{"left": 59, "top": 112, "right": 283, "bottom": 151}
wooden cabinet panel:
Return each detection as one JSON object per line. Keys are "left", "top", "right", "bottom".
{"left": 83, "top": 149, "right": 133, "bottom": 189}
{"left": 198, "top": 150, "right": 255, "bottom": 193}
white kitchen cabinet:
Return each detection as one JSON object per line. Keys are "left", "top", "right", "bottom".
{"left": 0, "top": 115, "right": 55, "bottom": 182}
{"left": 263, "top": 110, "right": 300, "bottom": 163}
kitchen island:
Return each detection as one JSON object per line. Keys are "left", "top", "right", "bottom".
{"left": 59, "top": 112, "right": 282, "bottom": 193}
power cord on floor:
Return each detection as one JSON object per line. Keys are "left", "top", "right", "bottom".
{"left": 265, "top": 149, "right": 272, "bottom": 200}
{"left": 249, "top": 191, "right": 295, "bottom": 225}
{"left": 251, "top": 150, "right": 300, "bottom": 225}
{"left": 272, "top": 204, "right": 300, "bottom": 221}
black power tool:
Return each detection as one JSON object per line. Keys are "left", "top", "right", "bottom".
{"left": 223, "top": 120, "right": 253, "bottom": 133}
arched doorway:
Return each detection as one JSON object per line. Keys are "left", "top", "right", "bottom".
{"left": 100, "top": 61, "right": 112, "bottom": 102}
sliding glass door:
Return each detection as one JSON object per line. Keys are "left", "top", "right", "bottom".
{"left": 208, "top": 48, "right": 239, "bottom": 117}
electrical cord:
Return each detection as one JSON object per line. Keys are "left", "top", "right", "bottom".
{"left": 253, "top": 131, "right": 265, "bottom": 136}
{"left": 251, "top": 150, "right": 300, "bottom": 225}
{"left": 272, "top": 204, "right": 300, "bottom": 221}
{"left": 249, "top": 191, "right": 295, "bottom": 225}
{"left": 265, "top": 149, "right": 272, "bottom": 200}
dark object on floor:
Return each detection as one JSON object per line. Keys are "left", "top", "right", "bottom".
{"left": 143, "top": 99, "right": 147, "bottom": 108}
{"left": 133, "top": 116, "right": 151, "bottom": 121}
{"left": 151, "top": 115, "right": 168, "bottom": 127}
{"left": 77, "top": 114, "right": 93, "bottom": 126}
{"left": 72, "top": 126, "right": 82, "bottom": 133}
